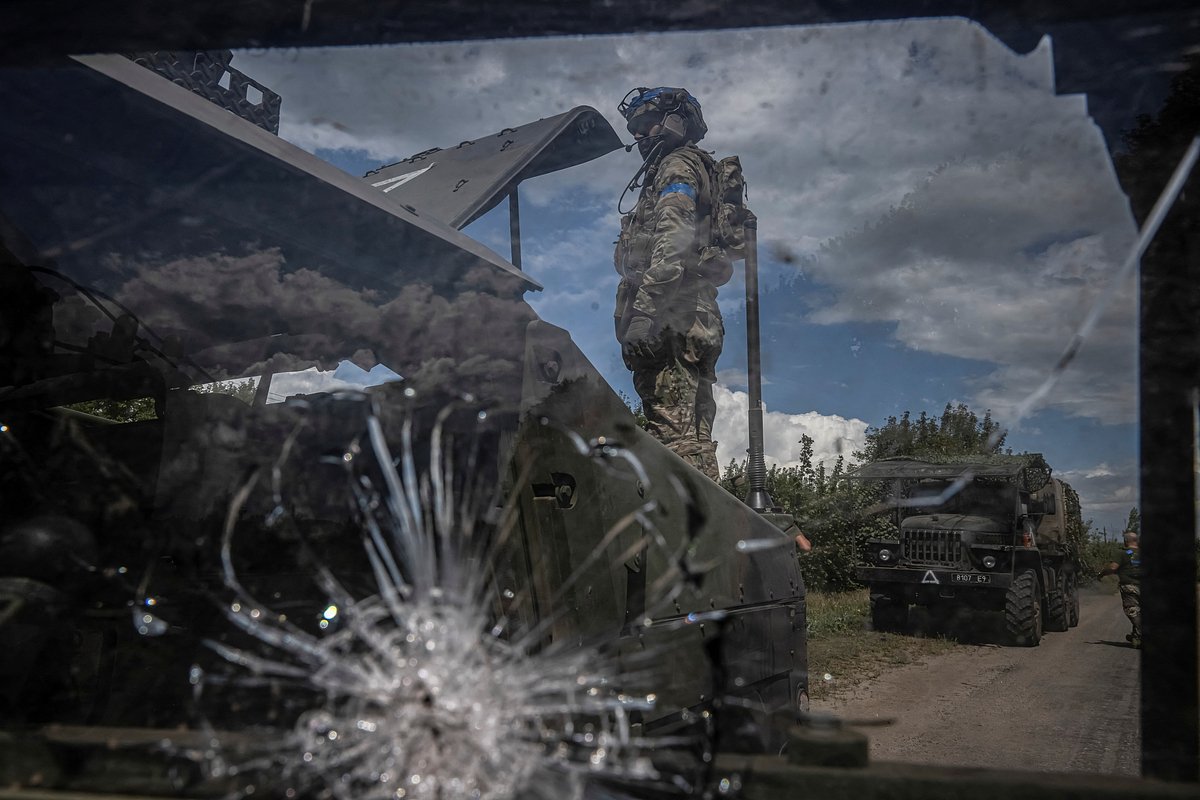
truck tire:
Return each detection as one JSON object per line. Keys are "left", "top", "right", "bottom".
{"left": 1067, "top": 571, "right": 1080, "bottom": 628}
{"left": 870, "top": 593, "right": 909, "bottom": 633}
{"left": 1045, "top": 569, "right": 1070, "bottom": 632}
{"left": 1005, "top": 569, "right": 1042, "bottom": 646}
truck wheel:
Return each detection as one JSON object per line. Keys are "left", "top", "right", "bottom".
{"left": 1005, "top": 569, "right": 1042, "bottom": 646}
{"left": 1045, "top": 569, "right": 1070, "bottom": 632}
{"left": 870, "top": 593, "right": 909, "bottom": 633}
{"left": 1067, "top": 572, "right": 1080, "bottom": 628}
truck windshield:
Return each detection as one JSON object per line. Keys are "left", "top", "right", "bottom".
{"left": 906, "top": 478, "right": 1017, "bottom": 521}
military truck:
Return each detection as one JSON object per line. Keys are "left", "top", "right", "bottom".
{"left": 853, "top": 455, "right": 1081, "bottom": 646}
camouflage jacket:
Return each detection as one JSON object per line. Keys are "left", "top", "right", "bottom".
{"left": 613, "top": 144, "right": 727, "bottom": 338}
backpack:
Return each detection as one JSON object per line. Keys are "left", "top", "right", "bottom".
{"left": 710, "top": 155, "right": 751, "bottom": 255}
{"left": 692, "top": 153, "right": 751, "bottom": 286}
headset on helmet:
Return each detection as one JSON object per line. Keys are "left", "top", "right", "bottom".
{"left": 618, "top": 86, "right": 707, "bottom": 146}
{"left": 615, "top": 87, "right": 708, "bottom": 212}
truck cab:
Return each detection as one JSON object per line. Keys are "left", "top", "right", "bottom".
{"left": 853, "top": 456, "right": 1081, "bottom": 646}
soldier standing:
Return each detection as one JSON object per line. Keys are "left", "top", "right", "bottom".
{"left": 1097, "top": 530, "right": 1142, "bottom": 647}
{"left": 613, "top": 87, "right": 736, "bottom": 482}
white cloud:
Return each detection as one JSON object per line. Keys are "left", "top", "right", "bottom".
{"left": 807, "top": 151, "right": 1137, "bottom": 424}
{"left": 1080, "top": 463, "right": 1117, "bottom": 479}
{"left": 234, "top": 17, "right": 1138, "bottom": 430}
{"left": 268, "top": 362, "right": 403, "bottom": 402}
{"left": 237, "top": 21, "right": 1099, "bottom": 246}
{"left": 715, "top": 368, "right": 749, "bottom": 389}
{"left": 712, "top": 384, "right": 868, "bottom": 471}
{"left": 520, "top": 211, "right": 618, "bottom": 280}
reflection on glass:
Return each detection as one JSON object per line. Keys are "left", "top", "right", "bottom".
{"left": 1, "top": 10, "right": 1181, "bottom": 798}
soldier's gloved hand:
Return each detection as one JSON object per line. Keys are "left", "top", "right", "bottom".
{"left": 622, "top": 315, "right": 658, "bottom": 360}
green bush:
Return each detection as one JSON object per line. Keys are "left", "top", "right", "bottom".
{"left": 1078, "top": 534, "right": 1124, "bottom": 584}
{"left": 721, "top": 438, "right": 889, "bottom": 593}
{"left": 66, "top": 377, "right": 258, "bottom": 423}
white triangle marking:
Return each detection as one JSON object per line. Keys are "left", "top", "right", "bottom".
{"left": 371, "top": 163, "right": 435, "bottom": 193}
{"left": 922, "top": 570, "right": 940, "bottom": 584}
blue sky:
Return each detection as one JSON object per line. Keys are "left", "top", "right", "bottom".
{"left": 236, "top": 18, "right": 1141, "bottom": 533}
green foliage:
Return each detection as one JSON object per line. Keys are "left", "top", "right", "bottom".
{"left": 1079, "top": 531, "right": 1124, "bottom": 585}
{"left": 617, "top": 390, "right": 649, "bottom": 430}
{"left": 856, "top": 402, "right": 1007, "bottom": 463}
{"left": 66, "top": 396, "right": 157, "bottom": 423}
{"left": 806, "top": 590, "right": 869, "bottom": 639}
{"left": 721, "top": 435, "right": 889, "bottom": 592}
{"left": 1124, "top": 507, "right": 1141, "bottom": 534}
{"left": 194, "top": 378, "right": 258, "bottom": 404}
{"left": 64, "top": 378, "right": 258, "bottom": 423}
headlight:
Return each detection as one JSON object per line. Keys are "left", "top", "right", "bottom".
{"left": 982, "top": 555, "right": 997, "bottom": 569}
{"left": 877, "top": 548, "right": 894, "bottom": 564}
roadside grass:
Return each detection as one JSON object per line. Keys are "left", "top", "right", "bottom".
{"left": 806, "top": 588, "right": 871, "bottom": 638}
{"left": 806, "top": 589, "right": 957, "bottom": 701}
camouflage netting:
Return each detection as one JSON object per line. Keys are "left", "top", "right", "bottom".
{"left": 1058, "top": 480, "right": 1088, "bottom": 558}
{"left": 858, "top": 453, "right": 1053, "bottom": 493}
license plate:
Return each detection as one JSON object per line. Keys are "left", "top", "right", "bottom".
{"left": 952, "top": 573, "right": 991, "bottom": 584}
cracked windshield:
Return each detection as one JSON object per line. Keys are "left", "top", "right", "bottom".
{"left": 1, "top": 12, "right": 1195, "bottom": 800}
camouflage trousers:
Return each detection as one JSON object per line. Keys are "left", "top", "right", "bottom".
{"left": 1120, "top": 584, "right": 1141, "bottom": 636}
{"left": 628, "top": 310, "right": 723, "bottom": 482}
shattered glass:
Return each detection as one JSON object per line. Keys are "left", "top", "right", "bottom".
{"left": 0, "top": 52, "right": 803, "bottom": 798}
{"left": 1, "top": 6, "right": 1198, "bottom": 799}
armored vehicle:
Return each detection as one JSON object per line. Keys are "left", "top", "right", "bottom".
{"left": 853, "top": 455, "right": 1082, "bottom": 646}
{"left": 0, "top": 52, "right": 806, "bottom": 795}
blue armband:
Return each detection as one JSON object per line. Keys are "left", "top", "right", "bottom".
{"left": 660, "top": 182, "right": 696, "bottom": 201}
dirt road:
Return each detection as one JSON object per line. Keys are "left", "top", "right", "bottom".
{"left": 817, "top": 585, "right": 1140, "bottom": 775}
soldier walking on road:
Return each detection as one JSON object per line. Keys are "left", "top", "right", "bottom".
{"left": 1097, "top": 530, "right": 1142, "bottom": 647}
{"left": 613, "top": 87, "right": 740, "bottom": 482}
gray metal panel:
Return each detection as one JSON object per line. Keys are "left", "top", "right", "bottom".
{"left": 0, "top": 54, "right": 541, "bottom": 295}
{"left": 363, "top": 107, "right": 622, "bottom": 229}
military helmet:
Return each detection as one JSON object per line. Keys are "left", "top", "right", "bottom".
{"left": 618, "top": 87, "right": 707, "bottom": 144}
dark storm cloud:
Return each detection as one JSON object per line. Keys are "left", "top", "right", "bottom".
{"left": 111, "top": 248, "right": 534, "bottom": 404}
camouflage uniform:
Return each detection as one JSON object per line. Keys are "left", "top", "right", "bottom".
{"left": 615, "top": 144, "right": 727, "bottom": 481}
{"left": 1116, "top": 546, "right": 1142, "bottom": 643}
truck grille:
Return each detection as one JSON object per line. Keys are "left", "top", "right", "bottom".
{"left": 902, "top": 529, "right": 965, "bottom": 567}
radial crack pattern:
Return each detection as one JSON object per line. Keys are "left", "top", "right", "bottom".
{"left": 195, "top": 396, "right": 695, "bottom": 800}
